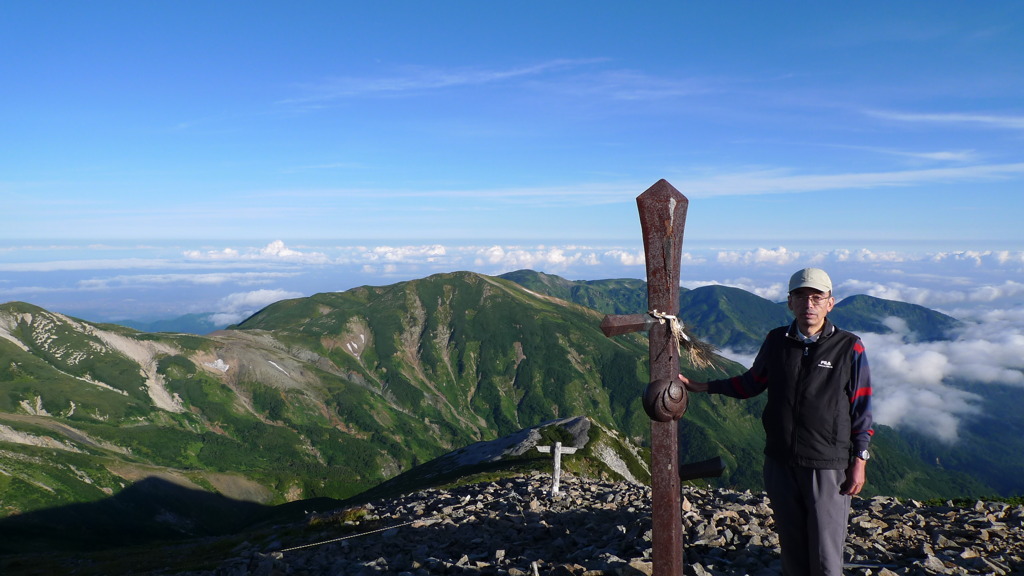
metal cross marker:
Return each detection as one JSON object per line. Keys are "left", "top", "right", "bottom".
{"left": 601, "top": 179, "right": 690, "bottom": 576}
{"left": 535, "top": 441, "right": 577, "bottom": 496}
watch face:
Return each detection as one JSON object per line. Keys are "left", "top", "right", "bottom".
{"left": 857, "top": 450, "right": 870, "bottom": 460}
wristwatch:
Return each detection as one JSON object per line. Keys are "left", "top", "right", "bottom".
{"left": 855, "top": 449, "right": 870, "bottom": 461}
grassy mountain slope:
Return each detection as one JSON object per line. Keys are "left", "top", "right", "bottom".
{"left": 500, "top": 270, "right": 790, "bottom": 353}
{"left": 499, "top": 270, "right": 650, "bottom": 315}
{"left": 232, "top": 271, "right": 720, "bottom": 444}
{"left": 831, "top": 294, "right": 962, "bottom": 341}
{"left": 678, "top": 285, "right": 791, "bottom": 353}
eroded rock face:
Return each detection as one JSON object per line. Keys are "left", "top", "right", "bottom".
{"left": 199, "top": 473, "right": 1023, "bottom": 576}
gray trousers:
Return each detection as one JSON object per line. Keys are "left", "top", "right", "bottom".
{"left": 763, "top": 457, "right": 851, "bottom": 576}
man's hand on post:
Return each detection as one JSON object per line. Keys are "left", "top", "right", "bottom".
{"left": 677, "top": 373, "right": 708, "bottom": 393}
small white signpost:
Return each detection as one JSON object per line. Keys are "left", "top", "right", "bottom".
{"left": 535, "top": 441, "right": 577, "bottom": 496}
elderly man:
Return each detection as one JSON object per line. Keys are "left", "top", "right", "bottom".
{"left": 678, "top": 267, "right": 874, "bottom": 576}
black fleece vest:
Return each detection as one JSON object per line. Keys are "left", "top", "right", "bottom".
{"left": 760, "top": 320, "right": 859, "bottom": 469}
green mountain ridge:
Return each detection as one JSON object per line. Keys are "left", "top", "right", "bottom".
{"left": 0, "top": 269, "right": 1014, "bottom": 553}
{"left": 829, "top": 294, "right": 962, "bottom": 341}
{"left": 0, "top": 273, "right": 731, "bottom": 520}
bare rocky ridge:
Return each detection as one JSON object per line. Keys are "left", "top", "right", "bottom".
{"left": 200, "top": 473, "right": 1022, "bottom": 576}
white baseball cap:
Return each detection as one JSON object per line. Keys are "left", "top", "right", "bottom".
{"left": 789, "top": 267, "right": 832, "bottom": 293}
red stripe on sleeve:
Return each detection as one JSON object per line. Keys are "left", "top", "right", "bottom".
{"left": 850, "top": 387, "right": 872, "bottom": 402}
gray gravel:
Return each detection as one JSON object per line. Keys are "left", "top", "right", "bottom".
{"left": 206, "top": 472, "right": 1023, "bottom": 575}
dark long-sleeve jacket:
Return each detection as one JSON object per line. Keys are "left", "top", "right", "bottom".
{"left": 707, "top": 319, "right": 874, "bottom": 469}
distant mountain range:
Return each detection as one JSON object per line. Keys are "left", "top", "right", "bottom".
{"left": 0, "top": 269, "right": 1016, "bottom": 551}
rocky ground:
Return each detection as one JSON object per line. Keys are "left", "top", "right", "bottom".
{"left": 194, "top": 472, "right": 1024, "bottom": 576}
{"left": 5, "top": 471, "right": 1017, "bottom": 575}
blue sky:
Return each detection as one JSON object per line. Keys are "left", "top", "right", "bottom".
{"left": 2, "top": 3, "right": 1023, "bottom": 440}
{"left": 4, "top": 2, "right": 1023, "bottom": 244}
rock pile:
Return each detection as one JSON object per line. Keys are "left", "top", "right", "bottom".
{"left": 210, "top": 472, "right": 1022, "bottom": 576}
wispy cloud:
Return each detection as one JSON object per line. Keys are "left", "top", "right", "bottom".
{"left": 247, "top": 183, "right": 646, "bottom": 208}
{"left": 896, "top": 150, "right": 981, "bottom": 163}
{"left": 280, "top": 59, "right": 607, "bottom": 104}
{"left": 831, "top": 144, "right": 982, "bottom": 164}
{"left": 673, "top": 163, "right": 1024, "bottom": 198}
{"left": 76, "top": 272, "right": 298, "bottom": 291}
{"left": 866, "top": 110, "right": 1024, "bottom": 130}
{"left": 238, "top": 157, "right": 1024, "bottom": 208}
{"left": 544, "top": 68, "right": 717, "bottom": 101}
{"left": 0, "top": 258, "right": 173, "bottom": 273}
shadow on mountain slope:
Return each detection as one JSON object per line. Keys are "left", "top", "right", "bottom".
{"left": 0, "top": 476, "right": 337, "bottom": 555}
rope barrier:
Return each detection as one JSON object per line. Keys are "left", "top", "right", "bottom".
{"left": 278, "top": 516, "right": 422, "bottom": 554}
{"left": 277, "top": 489, "right": 527, "bottom": 555}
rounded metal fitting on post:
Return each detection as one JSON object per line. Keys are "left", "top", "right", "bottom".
{"left": 642, "top": 377, "right": 689, "bottom": 422}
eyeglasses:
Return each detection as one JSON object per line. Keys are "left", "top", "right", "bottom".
{"left": 790, "top": 293, "right": 832, "bottom": 306}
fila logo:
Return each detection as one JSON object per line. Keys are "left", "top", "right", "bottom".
{"left": 818, "top": 360, "right": 833, "bottom": 369}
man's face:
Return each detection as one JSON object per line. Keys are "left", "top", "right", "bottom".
{"left": 787, "top": 287, "right": 834, "bottom": 334}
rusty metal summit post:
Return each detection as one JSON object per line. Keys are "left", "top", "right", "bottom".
{"left": 600, "top": 179, "right": 690, "bottom": 576}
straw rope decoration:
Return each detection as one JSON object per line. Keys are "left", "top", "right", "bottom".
{"left": 648, "top": 309, "right": 715, "bottom": 370}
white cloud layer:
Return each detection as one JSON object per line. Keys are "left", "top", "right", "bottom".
{"left": 184, "top": 241, "right": 330, "bottom": 264}
{"left": 715, "top": 246, "right": 804, "bottom": 266}
{"left": 209, "top": 289, "right": 304, "bottom": 326}
{"left": 863, "top": 317, "right": 1024, "bottom": 444}
{"left": 472, "top": 245, "right": 592, "bottom": 271}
